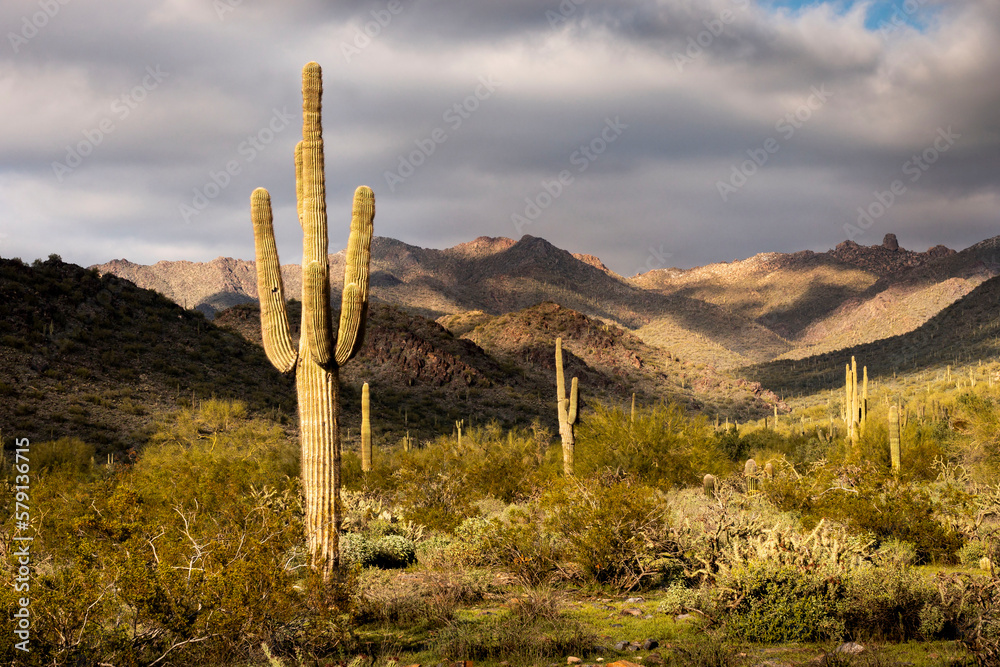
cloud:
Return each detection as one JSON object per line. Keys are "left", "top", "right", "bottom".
{"left": 0, "top": 0, "right": 996, "bottom": 275}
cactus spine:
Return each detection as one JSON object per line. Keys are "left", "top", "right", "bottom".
{"left": 250, "top": 62, "right": 374, "bottom": 582}
{"left": 361, "top": 382, "right": 372, "bottom": 473}
{"left": 555, "top": 337, "right": 579, "bottom": 476}
{"left": 889, "top": 404, "right": 901, "bottom": 476}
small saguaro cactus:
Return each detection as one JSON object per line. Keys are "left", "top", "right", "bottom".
{"left": 455, "top": 419, "right": 464, "bottom": 446}
{"left": 361, "top": 382, "right": 372, "bottom": 473}
{"left": 703, "top": 473, "right": 716, "bottom": 497}
{"left": 745, "top": 458, "right": 760, "bottom": 497}
{"left": 889, "top": 404, "right": 901, "bottom": 476}
{"left": 555, "top": 337, "right": 579, "bottom": 476}
{"left": 250, "top": 61, "right": 374, "bottom": 582}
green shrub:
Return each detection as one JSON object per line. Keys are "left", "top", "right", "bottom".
{"left": 576, "top": 401, "right": 730, "bottom": 488}
{"left": 30, "top": 437, "right": 95, "bottom": 474}
{"left": 722, "top": 562, "right": 847, "bottom": 643}
{"left": 541, "top": 477, "right": 669, "bottom": 589}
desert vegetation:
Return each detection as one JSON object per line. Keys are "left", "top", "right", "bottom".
{"left": 2, "top": 366, "right": 1000, "bottom": 666}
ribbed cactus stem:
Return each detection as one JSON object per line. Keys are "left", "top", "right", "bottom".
{"left": 889, "top": 404, "right": 901, "bottom": 476}
{"left": 631, "top": 393, "right": 636, "bottom": 424}
{"left": 361, "top": 382, "right": 371, "bottom": 473}
{"left": 555, "top": 337, "right": 578, "bottom": 476}
{"left": 703, "top": 473, "right": 716, "bottom": 497}
{"left": 249, "top": 62, "right": 374, "bottom": 582}
{"left": 745, "top": 458, "right": 760, "bottom": 496}
{"left": 861, "top": 366, "right": 869, "bottom": 434}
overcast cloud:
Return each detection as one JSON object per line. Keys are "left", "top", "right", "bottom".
{"left": 0, "top": 0, "right": 997, "bottom": 275}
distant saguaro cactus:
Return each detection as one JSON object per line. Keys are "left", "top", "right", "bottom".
{"left": 889, "top": 404, "right": 901, "bottom": 476}
{"left": 361, "top": 382, "right": 372, "bottom": 473}
{"left": 250, "top": 61, "right": 374, "bottom": 581}
{"left": 555, "top": 337, "right": 579, "bottom": 476}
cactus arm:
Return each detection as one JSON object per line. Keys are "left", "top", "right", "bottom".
{"left": 334, "top": 186, "right": 374, "bottom": 365}
{"left": 556, "top": 337, "right": 568, "bottom": 423}
{"left": 299, "top": 62, "right": 333, "bottom": 366}
{"left": 568, "top": 376, "right": 578, "bottom": 424}
{"left": 250, "top": 187, "right": 298, "bottom": 373}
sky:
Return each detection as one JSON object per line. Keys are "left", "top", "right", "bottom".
{"left": 0, "top": 0, "right": 997, "bottom": 276}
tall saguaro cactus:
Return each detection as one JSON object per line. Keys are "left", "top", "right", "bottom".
{"left": 361, "top": 382, "right": 372, "bottom": 473}
{"left": 250, "top": 62, "right": 374, "bottom": 582}
{"left": 555, "top": 337, "right": 578, "bottom": 476}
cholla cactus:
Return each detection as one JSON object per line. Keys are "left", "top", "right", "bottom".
{"left": 555, "top": 337, "right": 579, "bottom": 476}
{"left": 250, "top": 62, "right": 374, "bottom": 581}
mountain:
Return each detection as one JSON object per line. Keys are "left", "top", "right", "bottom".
{"left": 741, "top": 271, "right": 1000, "bottom": 397}
{"left": 92, "top": 232, "right": 1000, "bottom": 371}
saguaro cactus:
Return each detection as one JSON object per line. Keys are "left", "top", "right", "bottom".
{"left": 250, "top": 61, "right": 374, "bottom": 582}
{"left": 361, "top": 382, "right": 372, "bottom": 473}
{"left": 555, "top": 337, "right": 579, "bottom": 476}
{"left": 889, "top": 404, "right": 901, "bottom": 476}
{"left": 745, "top": 458, "right": 760, "bottom": 496}
{"left": 703, "top": 473, "right": 716, "bottom": 497}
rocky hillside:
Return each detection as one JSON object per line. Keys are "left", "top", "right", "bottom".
{"left": 93, "top": 232, "right": 1000, "bottom": 371}
{"left": 0, "top": 256, "right": 296, "bottom": 453}
{"left": 742, "top": 272, "right": 1000, "bottom": 397}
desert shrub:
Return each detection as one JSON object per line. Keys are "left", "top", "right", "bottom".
{"left": 576, "top": 401, "right": 729, "bottom": 488}
{"left": 541, "top": 477, "right": 670, "bottom": 589}
{"left": 721, "top": 562, "right": 847, "bottom": 643}
{"left": 714, "top": 424, "right": 747, "bottom": 462}
{"left": 342, "top": 533, "right": 416, "bottom": 569}
{"left": 936, "top": 572, "right": 1000, "bottom": 665}
{"left": 873, "top": 538, "right": 918, "bottom": 567}
{"left": 28, "top": 437, "right": 95, "bottom": 474}
{"left": 959, "top": 540, "right": 991, "bottom": 565}
{"left": 765, "top": 461, "right": 962, "bottom": 564}
{"left": 843, "top": 566, "right": 945, "bottom": 641}
{"left": 478, "top": 506, "right": 560, "bottom": 586}
{"left": 433, "top": 613, "right": 595, "bottom": 663}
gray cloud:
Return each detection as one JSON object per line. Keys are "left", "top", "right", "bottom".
{"left": 0, "top": 0, "right": 997, "bottom": 275}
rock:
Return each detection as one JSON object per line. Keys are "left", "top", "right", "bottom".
{"left": 568, "top": 657, "right": 583, "bottom": 665}
{"left": 883, "top": 233, "right": 899, "bottom": 251}
{"left": 621, "top": 608, "right": 643, "bottom": 617}
{"left": 644, "top": 654, "right": 663, "bottom": 666}
{"left": 674, "top": 613, "right": 694, "bottom": 621}
{"left": 834, "top": 642, "right": 865, "bottom": 655}
{"left": 614, "top": 641, "right": 631, "bottom": 651}
{"left": 606, "top": 662, "right": 642, "bottom": 667}
{"left": 641, "top": 639, "right": 659, "bottom": 651}
{"left": 625, "top": 597, "right": 645, "bottom": 604}
{"left": 642, "top": 615, "right": 653, "bottom": 620}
